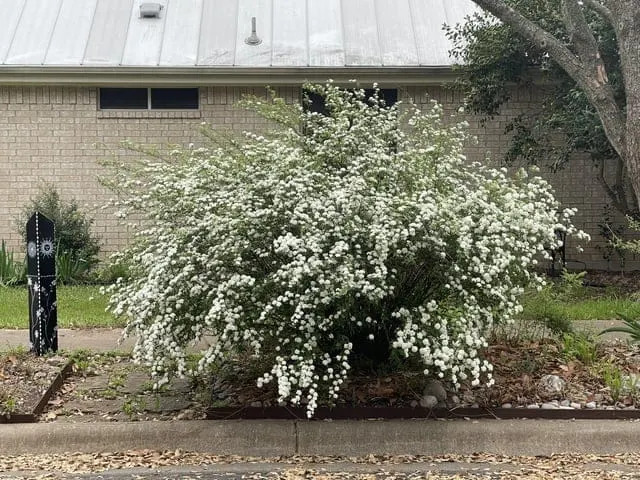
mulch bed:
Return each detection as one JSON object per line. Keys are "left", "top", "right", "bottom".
{"left": 5, "top": 338, "right": 640, "bottom": 423}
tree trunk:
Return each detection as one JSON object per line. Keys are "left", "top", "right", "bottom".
{"left": 615, "top": 1, "right": 640, "bottom": 211}
{"left": 470, "top": 0, "right": 640, "bottom": 211}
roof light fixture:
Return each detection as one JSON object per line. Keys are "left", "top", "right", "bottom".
{"left": 140, "top": 3, "right": 163, "bottom": 18}
{"left": 245, "top": 17, "right": 262, "bottom": 45}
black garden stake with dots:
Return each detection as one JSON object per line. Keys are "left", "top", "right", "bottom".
{"left": 26, "top": 212, "right": 58, "bottom": 355}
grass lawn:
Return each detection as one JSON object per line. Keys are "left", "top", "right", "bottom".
{"left": 519, "top": 291, "right": 640, "bottom": 322}
{"left": 1, "top": 279, "right": 637, "bottom": 330}
{"left": 0, "top": 285, "right": 124, "bottom": 329}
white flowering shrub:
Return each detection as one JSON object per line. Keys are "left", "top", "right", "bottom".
{"left": 103, "top": 82, "right": 586, "bottom": 416}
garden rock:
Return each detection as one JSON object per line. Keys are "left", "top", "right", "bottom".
{"left": 419, "top": 395, "right": 438, "bottom": 409}
{"left": 423, "top": 380, "right": 447, "bottom": 402}
{"left": 624, "top": 373, "right": 640, "bottom": 388}
{"left": 539, "top": 374, "right": 565, "bottom": 395}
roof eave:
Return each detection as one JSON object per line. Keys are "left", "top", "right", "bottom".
{"left": 0, "top": 66, "right": 458, "bottom": 86}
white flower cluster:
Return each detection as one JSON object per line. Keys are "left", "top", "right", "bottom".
{"left": 103, "top": 83, "right": 586, "bottom": 417}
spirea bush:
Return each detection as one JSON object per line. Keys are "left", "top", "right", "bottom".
{"left": 103, "top": 82, "right": 587, "bottom": 416}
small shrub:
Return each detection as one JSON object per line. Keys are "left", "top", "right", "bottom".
{"left": 561, "top": 332, "right": 598, "bottom": 365}
{"left": 16, "top": 183, "right": 101, "bottom": 274}
{"left": 599, "top": 362, "right": 625, "bottom": 402}
{"left": 91, "top": 260, "right": 131, "bottom": 284}
{"left": 556, "top": 269, "right": 587, "bottom": 299}
{"left": 56, "top": 250, "right": 89, "bottom": 285}
{"left": 103, "top": 82, "right": 587, "bottom": 416}
{"left": 0, "top": 240, "right": 25, "bottom": 286}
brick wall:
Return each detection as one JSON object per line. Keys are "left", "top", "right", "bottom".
{"left": 0, "top": 84, "right": 633, "bottom": 270}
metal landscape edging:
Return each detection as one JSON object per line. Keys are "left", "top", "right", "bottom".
{"left": 0, "top": 359, "right": 74, "bottom": 424}
{"left": 206, "top": 405, "right": 640, "bottom": 420}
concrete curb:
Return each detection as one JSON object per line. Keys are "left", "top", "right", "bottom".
{"left": 2, "top": 419, "right": 640, "bottom": 456}
{"left": 0, "top": 420, "right": 296, "bottom": 456}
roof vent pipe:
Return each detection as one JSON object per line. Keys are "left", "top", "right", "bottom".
{"left": 245, "top": 17, "right": 262, "bottom": 45}
{"left": 140, "top": 3, "right": 163, "bottom": 18}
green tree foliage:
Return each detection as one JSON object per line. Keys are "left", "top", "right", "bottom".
{"left": 446, "top": 0, "right": 636, "bottom": 216}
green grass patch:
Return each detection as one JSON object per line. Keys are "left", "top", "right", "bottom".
{"left": 519, "top": 291, "right": 640, "bottom": 322}
{"left": 0, "top": 285, "right": 123, "bottom": 329}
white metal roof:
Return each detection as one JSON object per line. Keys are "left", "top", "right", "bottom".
{"left": 0, "top": 0, "right": 477, "bottom": 68}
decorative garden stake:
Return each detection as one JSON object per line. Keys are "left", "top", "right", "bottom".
{"left": 26, "top": 212, "right": 58, "bottom": 355}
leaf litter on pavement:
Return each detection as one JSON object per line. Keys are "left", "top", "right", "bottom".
{"left": 2, "top": 452, "right": 640, "bottom": 479}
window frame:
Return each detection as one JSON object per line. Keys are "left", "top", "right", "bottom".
{"left": 301, "top": 87, "right": 399, "bottom": 116}
{"left": 98, "top": 87, "right": 200, "bottom": 111}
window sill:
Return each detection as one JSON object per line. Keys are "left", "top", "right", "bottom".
{"left": 97, "top": 110, "right": 202, "bottom": 119}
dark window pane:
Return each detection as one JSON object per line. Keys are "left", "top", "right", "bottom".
{"left": 302, "top": 91, "right": 328, "bottom": 115}
{"left": 364, "top": 88, "right": 398, "bottom": 107}
{"left": 99, "top": 88, "right": 148, "bottom": 109}
{"left": 150, "top": 88, "right": 199, "bottom": 109}
{"left": 302, "top": 88, "right": 398, "bottom": 115}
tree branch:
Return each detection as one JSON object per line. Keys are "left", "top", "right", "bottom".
{"left": 470, "top": 0, "right": 626, "bottom": 158}
{"left": 561, "top": 1, "right": 610, "bottom": 83}
{"left": 582, "top": 0, "right": 614, "bottom": 25}
{"left": 561, "top": 0, "right": 599, "bottom": 59}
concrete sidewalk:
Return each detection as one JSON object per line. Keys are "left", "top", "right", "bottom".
{"left": 0, "top": 319, "right": 632, "bottom": 353}
{"left": 0, "top": 328, "right": 218, "bottom": 352}
{"left": 0, "top": 328, "right": 132, "bottom": 352}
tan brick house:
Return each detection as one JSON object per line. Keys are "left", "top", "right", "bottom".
{"left": 0, "top": 0, "right": 629, "bottom": 269}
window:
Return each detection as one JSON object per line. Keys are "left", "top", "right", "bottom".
{"left": 99, "top": 88, "right": 147, "bottom": 109}
{"left": 302, "top": 88, "right": 398, "bottom": 115}
{"left": 99, "top": 88, "right": 199, "bottom": 110}
{"left": 302, "top": 88, "right": 399, "bottom": 152}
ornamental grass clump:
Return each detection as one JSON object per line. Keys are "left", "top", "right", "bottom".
{"left": 103, "top": 82, "right": 586, "bottom": 417}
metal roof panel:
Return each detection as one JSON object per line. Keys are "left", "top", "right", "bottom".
{"left": 271, "top": 0, "right": 307, "bottom": 66}
{"left": 121, "top": 0, "right": 168, "bottom": 66}
{"left": 342, "top": 0, "right": 381, "bottom": 66}
{"left": 410, "top": 0, "right": 451, "bottom": 66}
{"left": 307, "top": 0, "right": 345, "bottom": 67}
{"left": 83, "top": 0, "right": 133, "bottom": 65}
{"left": 4, "top": 0, "right": 62, "bottom": 65}
{"left": 197, "top": 0, "right": 238, "bottom": 65}
{"left": 0, "top": 0, "right": 478, "bottom": 69}
{"left": 160, "top": 0, "right": 202, "bottom": 66}
{"left": 234, "top": 0, "right": 273, "bottom": 66}
{"left": 376, "top": 0, "right": 419, "bottom": 66}
{"left": 0, "top": 0, "right": 27, "bottom": 64}
{"left": 45, "top": 0, "right": 99, "bottom": 65}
